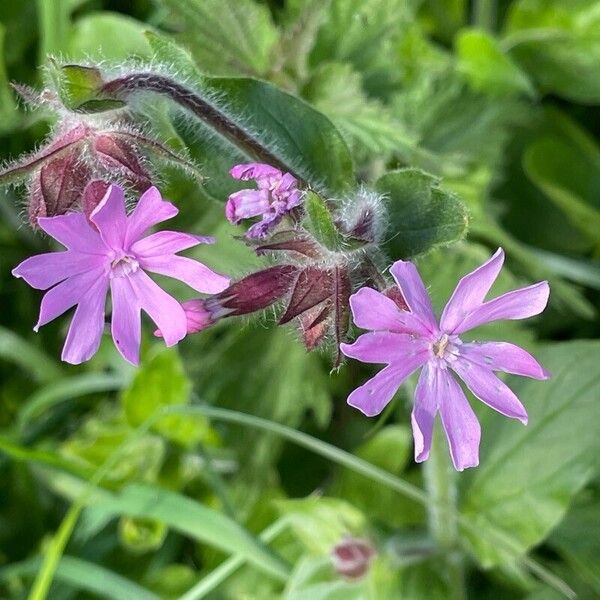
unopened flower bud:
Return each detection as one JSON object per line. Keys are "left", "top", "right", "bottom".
{"left": 331, "top": 537, "right": 376, "bottom": 580}
{"left": 29, "top": 154, "right": 91, "bottom": 227}
{"left": 154, "top": 299, "right": 215, "bottom": 338}
{"left": 339, "top": 188, "right": 385, "bottom": 244}
{"left": 93, "top": 133, "right": 151, "bottom": 191}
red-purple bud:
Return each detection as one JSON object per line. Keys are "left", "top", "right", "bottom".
{"left": 383, "top": 286, "right": 409, "bottom": 311}
{"left": 29, "top": 154, "right": 91, "bottom": 227}
{"left": 214, "top": 265, "right": 300, "bottom": 316}
{"left": 331, "top": 537, "right": 376, "bottom": 580}
{"left": 93, "top": 133, "right": 151, "bottom": 191}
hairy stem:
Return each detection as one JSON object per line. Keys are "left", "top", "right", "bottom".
{"left": 101, "top": 73, "right": 298, "bottom": 178}
{"left": 472, "top": 0, "right": 497, "bottom": 32}
{"left": 423, "top": 424, "right": 466, "bottom": 600}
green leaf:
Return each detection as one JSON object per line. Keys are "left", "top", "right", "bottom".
{"left": 549, "top": 497, "right": 600, "bottom": 594}
{"left": 275, "top": 497, "right": 366, "bottom": 555}
{"left": 69, "top": 11, "right": 153, "bottom": 60}
{"left": 524, "top": 112, "right": 600, "bottom": 249}
{"left": 456, "top": 29, "right": 534, "bottom": 97}
{"left": 304, "top": 191, "right": 343, "bottom": 250}
{"left": 504, "top": 0, "right": 600, "bottom": 103}
{"left": 332, "top": 426, "right": 414, "bottom": 527}
{"left": 0, "top": 326, "right": 62, "bottom": 383}
{"left": 303, "top": 62, "right": 416, "bottom": 159}
{"left": 121, "top": 347, "right": 210, "bottom": 447}
{"left": 0, "top": 555, "right": 160, "bottom": 600}
{"left": 375, "top": 168, "right": 469, "bottom": 259}
{"left": 144, "top": 33, "right": 355, "bottom": 196}
{"left": 154, "top": 0, "right": 278, "bottom": 76}
{"left": 85, "top": 483, "right": 290, "bottom": 580}
{"left": 18, "top": 372, "right": 127, "bottom": 433}
{"left": 461, "top": 341, "right": 600, "bottom": 567}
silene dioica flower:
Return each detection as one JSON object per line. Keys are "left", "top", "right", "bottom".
{"left": 341, "top": 249, "right": 550, "bottom": 471}
{"left": 226, "top": 163, "right": 303, "bottom": 239}
{"left": 13, "top": 185, "right": 229, "bottom": 365}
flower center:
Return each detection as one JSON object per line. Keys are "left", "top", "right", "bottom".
{"left": 432, "top": 333, "right": 450, "bottom": 358}
{"left": 110, "top": 254, "right": 139, "bottom": 278}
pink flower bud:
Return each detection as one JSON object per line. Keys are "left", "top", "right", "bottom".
{"left": 331, "top": 537, "right": 376, "bottom": 580}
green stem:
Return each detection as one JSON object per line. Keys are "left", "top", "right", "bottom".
{"left": 178, "top": 519, "right": 288, "bottom": 600}
{"left": 423, "top": 424, "right": 465, "bottom": 600}
{"left": 36, "top": 0, "right": 69, "bottom": 64}
{"left": 472, "top": 0, "right": 496, "bottom": 32}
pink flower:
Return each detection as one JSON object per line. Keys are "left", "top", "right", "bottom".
{"left": 226, "top": 163, "right": 303, "bottom": 239}
{"left": 340, "top": 249, "right": 550, "bottom": 471}
{"left": 13, "top": 185, "right": 229, "bottom": 365}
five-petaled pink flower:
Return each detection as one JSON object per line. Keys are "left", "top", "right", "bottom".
{"left": 225, "top": 163, "right": 302, "bottom": 239}
{"left": 13, "top": 184, "right": 229, "bottom": 365}
{"left": 340, "top": 249, "right": 550, "bottom": 471}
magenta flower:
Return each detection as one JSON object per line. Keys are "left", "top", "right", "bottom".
{"left": 340, "top": 249, "right": 550, "bottom": 471}
{"left": 226, "top": 163, "right": 303, "bottom": 239}
{"left": 13, "top": 185, "right": 229, "bottom": 365}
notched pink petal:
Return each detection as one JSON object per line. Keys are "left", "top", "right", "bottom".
{"left": 340, "top": 331, "right": 426, "bottom": 364}
{"left": 12, "top": 251, "right": 103, "bottom": 290}
{"left": 139, "top": 255, "right": 230, "bottom": 294}
{"left": 90, "top": 184, "right": 128, "bottom": 250}
{"left": 452, "top": 359, "right": 528, "bottom": 424}
{"left": 438, "top": 370, "right": 481, "bottom": 471}
{"left": 132, "top": 231, "right": 212, "bottom": 257}
{"left": 453, "top": 281, "right": 550, "bottom": 333}
{"left": 441, "top": 248, "right": 504, "bottom": 333}
{"left": 389, "top": 261, "right": 436, "bottom": 329}
{"left": 110, "top": 277, "right": 142, "bottom": 365}
{"left": 125, "top": 186, "right": 179, "bottom": 246}
{"left": 61, "top": 277, "right": 109, "bottom": 364}
{"left": 349, "top": 287, "right": 430, "bottom": 336}
{"left": 412, "top": 363, "right": 440, "bottom": 463}
{"left": 230, "top": 163, "right": 281, "bottom": 181}
{"left": 347, "top": 353, "right": 428, "bottom": 417}
{"left": 38, "top": 212, "right": 105, "bottom": 254}
{"left": 226, "top": 189, "right": 270, "bottom": 223}
{"left": 460, "top": 341, "right": 550, "bottom": 380}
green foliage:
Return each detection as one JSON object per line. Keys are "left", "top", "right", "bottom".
{"left": 461, "top": 341, "right": 600, "bottom": 567}
{"left": 304, "top": 191, "right": 344, "bottom": 250}
{"left": 505, "top": 0, "right": 600, "bottom": 103}
{"left": 376, "top": 169, "right": 469, "bottom": 258}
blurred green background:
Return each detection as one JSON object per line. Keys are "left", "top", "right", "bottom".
{"left": 0, "top": 1, "right": 599, "bottom": 599}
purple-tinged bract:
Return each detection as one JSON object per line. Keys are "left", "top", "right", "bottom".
{"left": 340, "top": 248, "right": 550, "bottom": 471}
{"left": 226, "top": 162, "right": 303, "bottom": 239}
{"left": 13, "top": 185, "right": 229, "bottom": 365}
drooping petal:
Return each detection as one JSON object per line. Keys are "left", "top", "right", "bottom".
{"left": 438, "top": 370, "right": 481, "bottom": 471}
{"left": 38, "top": 212, "right": 106, "bottom": 254}
{"left": 139, "top": 255, "right": 230, "bottom": 294}
{"left": 12, "top": 251, "right": 104, "bottom": 290}
{"left": 124, "top": 186, "right": 178, "bottom": 246}
{"left": 451, "top": 281, "right": 550, "bottom": 334}
{"left": 225, "top": 189, "right": 270, "bottom": 223}
{"left": 35, "top": 269, "right": 107, "bottom": 331}
{"left": 412, "top": 363, "right": 440, "bottom": 463}
{"left": 389, "top": 261, "right": 437, "bottom": 330}
{"left": 451, "top": 359, "right": 528, "bottom": 424}
{"left": 61, "top": 276, "right": 109, "bottom": 364}
{"left": 246, "top": 214, "right": 282, "bottom": 239}
{"left": 90, "top": 185, "right": 128, "bottom": 250}
{"left": 459, "top": 341, "right": 550, "bottom": 380}
{"left": 275, "top": 172, "right": 298, "bottom": 193}
{"left": 230, "top": 163, "right": 281, "bottom": 181}
{"left": 131, "top": 231, "right": 213, "bottom": 257}
{"left": 110, "top": 276, "right": 142, "bottom": 365}
{"left": 340, "top": 331, "right": 428, "bottom": 364}
{"left": 127, "top": 270, "right": 187, "bottom": 347}
{"left": 349, "top": 287, "right": 432, "bottom": 336}
{"left": 440, "top": 248, "right": 504, "bottom": 333}
{"left": 347, "top": 353, "right": 428, "bottom": 417}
